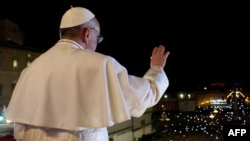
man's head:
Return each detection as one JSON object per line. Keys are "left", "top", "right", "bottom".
{"left": 59, "top": 7, "right": 103, "bottom": 51}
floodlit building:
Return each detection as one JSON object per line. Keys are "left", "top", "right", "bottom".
{"left": 0, "top": 44, "right": 42, "bottom": 106}
{"left": 0, "top": 19, "right": 42, "bottom": 105}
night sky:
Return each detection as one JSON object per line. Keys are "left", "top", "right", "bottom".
{"left": 1, "top": 0, "right": 249, "bottom": 92}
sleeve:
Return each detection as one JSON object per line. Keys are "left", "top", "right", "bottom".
{"left": 129, "top": 66, "right": 169, "bottom": 117}
{"left": 108, "top": 55, "right": 169, "bottom": 117}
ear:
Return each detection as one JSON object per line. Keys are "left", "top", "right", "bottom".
{"left": 81, "top": 28, "right": 91, "bottom": 43}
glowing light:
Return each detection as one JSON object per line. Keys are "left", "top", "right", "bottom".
{"left": 180, "top": 94, "right": 184, "bottom": 99}
{"left": 213, "top": 109, "right": 218, "bottom": 113}
{"left": 164, "top": 94, "right": 168, "bottom": 99}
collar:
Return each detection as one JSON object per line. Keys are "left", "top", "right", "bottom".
{"left": 58, "top": 39, "right": 85, "bottom": 49}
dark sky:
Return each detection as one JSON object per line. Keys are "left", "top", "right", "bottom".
{"left": 1, "top": 0, "right": 249, "bottom": 91}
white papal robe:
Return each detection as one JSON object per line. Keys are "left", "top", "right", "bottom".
{"left": 5, "top": 39, "right": 169, "bottom": 140}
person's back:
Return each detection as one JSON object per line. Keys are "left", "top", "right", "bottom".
{"left": 5, "top": 6, "right": 170, "bottom": 141}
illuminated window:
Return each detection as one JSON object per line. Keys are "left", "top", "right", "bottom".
{"left": 13, "top": 59, "right": 18, "bottom": 69}
{"left": 27, "top": 53, "right": 32, "bottom": 67}
{"left": 179, "top": 93, "right": 184, "bottom": 99}
{"left": 27, "top": 61, "right": 31, "bottom": 67}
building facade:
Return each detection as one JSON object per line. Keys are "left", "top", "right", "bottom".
{"left": 0, "top": 44, "right": 42, "bottom": 106}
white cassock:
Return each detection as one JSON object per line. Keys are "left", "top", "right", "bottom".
{"left": 5, "top": 39, "right": 169, "bottom": 140}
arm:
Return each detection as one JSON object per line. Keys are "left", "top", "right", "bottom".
{"left": 128, "top": 45, "right": 170, "bottom": 117}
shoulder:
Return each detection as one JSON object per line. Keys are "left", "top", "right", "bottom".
{"left": 83, "top": 51, "right": 126, "bottom": 72}
{"left": 79, "top": 50, "right": 118, "bottom": 63}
